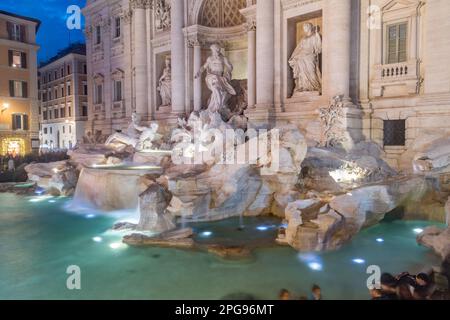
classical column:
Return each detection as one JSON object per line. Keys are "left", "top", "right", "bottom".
{"left": 132, "top": 0, "right": 148, "bottom": 116}
{"left": 171, "top": 0, "right": 186, "bottom": 114}
{"left": 122, "top": 10, "right": 133, "bottom": 119}
{"left": 246, "top": 20, "right": 256, "bottom": 108}
{"left": 256, "top": 0, "right": 274, "bottom": 108}
{"left": 193, "top": 40, "right": 202, "bottom": 112}
{"left": 325, "top": 0, "right": 352, "bottom": 99}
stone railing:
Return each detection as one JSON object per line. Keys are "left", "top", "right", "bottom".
{"left": 371, "top": 59, "right": 420, "bottom": 97}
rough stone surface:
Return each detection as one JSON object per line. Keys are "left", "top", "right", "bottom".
{"left": 137, "top": 184, "right": 175, "bottom": 233}
{"left": 417, "top": 226, "right": 450, "bottom": 262}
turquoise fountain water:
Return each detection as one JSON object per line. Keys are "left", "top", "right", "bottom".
{"left": 0, "top": 193, "right": 443, "bottom": 300}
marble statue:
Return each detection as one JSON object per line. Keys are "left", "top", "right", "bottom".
{"left": 289, "top": 22, "right": 322, "bottom": 94}
{"left": 195, "top": 44, "right": 236, "bottom": 113}
{"left": 105, "top": 112, "right": 161, "bottom": 151}
{"left": 157, "top": 57, "right": 172, "bottom": 107}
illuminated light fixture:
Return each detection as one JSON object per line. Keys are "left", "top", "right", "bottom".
{"left": 308, "top": 262, "right": 323, "bottom": 271}
{"left": 413, "top": 228, "right": 424, "bottom": 234}
{"left": 376, "top": 238, "right": 384, "bottom": 243}
{"left": 85, "top": 214, "right": 96, "bottom": 219}
{"left": 65, "top": 119, "right": 69, "bottom": 124}
{"left": 52, "top": 168, "right": 59, "bottom": 173}
{"left": 1, "top": 103, "right": 10, "bottom": 113}
{"left": 257, "top": 226, "right": 270, "bottom": 231}
{"left": 200, "top": 231, "right": 213, "bottom": 237}
{"left": 92, "top": 236, "right": 103, "bottom": 243}
{"left": 48, "top": 200, "right": 56, "bottom": 203}
{"left": 109, "top": 242, "right": 126, "bottom": 250}
{"left": 352, "top": 258, "right": 366, "bottom": 264}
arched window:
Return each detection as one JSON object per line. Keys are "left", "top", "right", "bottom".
{"left": 199, "top": 0, "right": 246, "bottom": 28}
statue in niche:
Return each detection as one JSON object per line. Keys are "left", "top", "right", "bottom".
{"left": 289, "top": 22, "right": 322, "bottom": 95}
{"left": 195, "top": 44, "right": 236, "bottom": 113}
{"left": 105, "top": 112, "right": 161, "bottom": 151}
{"left": 155, "top": 0, "right": 171, "bottom": 31}
{"left": 157, "top": 57, "right": 172, "bottom": 107}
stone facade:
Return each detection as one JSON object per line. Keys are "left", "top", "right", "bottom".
{"left": 82, "top": 0, "right": 450, "bottom": 170}
{"left": 38, "top": 45, "right": 88, "bottom": 150}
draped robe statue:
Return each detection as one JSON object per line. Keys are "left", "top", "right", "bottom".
{"left": 195, "top": 44, "right": 236, "bottom": 113}
{"left": 289, "top": 23, "right": 322, "bottom": 94}
{"left": 157, "top": 57, "right": 172, "bottom": 107}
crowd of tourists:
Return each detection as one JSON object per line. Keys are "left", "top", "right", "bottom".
{"left": 278, "top": 270, "right": 447, "bottom": 300}
{"left": 369, "top": 272, "right": 437, "bottom": 300}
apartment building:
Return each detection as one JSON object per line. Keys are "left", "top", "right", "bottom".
{"left": 38, "top": 43, "right": 88, "bottom": 150}
{"left": 0, "top": 10, "right": 40, "bottom": 156}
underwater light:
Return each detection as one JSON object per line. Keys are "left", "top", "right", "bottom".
{"left": 352, "top": 258, "right": 366, "bottom": 264}
{"left": 48, "top": 200, "right": 56, "bottom": 203}
{"left": 308, "top": 262, "right": 323, "bottom": 271}
{"left": 413, "top": 228, "right": 424, "bottom": 234}
{"left": 257, "top": 226, "right": 269, "bottom": 231}
{"left": 85, "top": 214, "right": 96, "bottom": 219}
{"left": 200, "top": 231, "right": 213, "bottom": 237}
{"left": 109, "top": 242, "right": 126, "bottom": 249}
{"left": 376, "top": 238, "right": 384, "bottom": 243}
{"left": 92, "top": 236, "right": 103, "bottom": 243}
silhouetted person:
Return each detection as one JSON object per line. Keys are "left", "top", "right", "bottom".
{"left": 310, "top": 284, "right": 322, "bottom": 300}
{"left": 380, "top": 273, "right": 398, "bottom": 300}
{"left": 279, "top": 289, "right": 291, "bottom": 300}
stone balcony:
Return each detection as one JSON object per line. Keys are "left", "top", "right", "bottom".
{"left": 371, "top": 59, "right": 421, "bottom": 98}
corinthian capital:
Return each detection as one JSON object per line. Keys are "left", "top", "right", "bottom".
{"left": 131, "top": 0, "right": 151, "bottom": 10}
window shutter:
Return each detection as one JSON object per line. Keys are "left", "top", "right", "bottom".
{"left": 8, "top": 50, "right": 13, "bottom": 67}
{"left": 23, "top": 114, "right": 29, "bottom": 131}
{"left": 22, "top": 82, "right": 28, "bottom": 98}
{"left": 21, "top": 52, "right": 27, "bottom": 68}
{"left": 11, "top": 115, "right": 16, "bottom": 130}
{"left": 6, "top": 22, "right": 13, "bottom": 40}
{"left": 9, "top": 80, "right": 15, "bottom": 97}
{"left": 20, "top": 25, "right": 26, "bottom": 42}
{"left": 398, "top": 23, "right": 407, "bottom": 62}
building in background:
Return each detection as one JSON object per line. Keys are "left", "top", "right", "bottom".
{"left": 0, "top": 10, "right": 40, "bottom": 156}
{"left": 38, "top": 43, "right": 88, "bottom": 151}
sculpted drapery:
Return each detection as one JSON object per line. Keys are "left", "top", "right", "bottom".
{"left": 289, "top": 22, "right": 322, "bottom": 94}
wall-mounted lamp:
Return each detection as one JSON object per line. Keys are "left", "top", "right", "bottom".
{"left": 1, "top": 103, "right": 10, "bottom": 113}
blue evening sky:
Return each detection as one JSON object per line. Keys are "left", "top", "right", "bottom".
{"left": 0, "top": 0, "right": 86, "bottom": 63}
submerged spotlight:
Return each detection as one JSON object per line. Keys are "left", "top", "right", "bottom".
{"left": 376, "top": 238, "right": 384, "bottom": 243}
{"left": 308, "top": 262, "right": 323, "bottom": 271}
{"left": 413, "top": 228, "right": 424, "bottom": 234}
{"left": 92, "top": 236, "right": 103, "bottom": 243}
{"left": 200, "top": 231, "right": 213, "bottom": 237}
{"left": 85, "top": 214, "right": 96, "bottom": 219}
{"left": 352, "top": 258, "right": 366, "bottom": 264}
{"left": 109, "top": 242, "right": 125, "bottom": 249}
{"left": 256, "top": 226, "right": 269, "bottom": 231}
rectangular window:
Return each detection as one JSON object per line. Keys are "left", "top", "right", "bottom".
{"left": 95, "top": 84, "right": 103, "bottom": 104}
{"left": 48, "top": 91, "right": 52, "bottom": 101}
{"left": 11, "top": 114, "right": 29, "bottom": 131}
{"left": 67, "top": 84, "right": 71, "bottom": 96}
{"left": 96, "top": 25, "right": 102, "bottom": 45}
{"left": 44, "top": 127, "right": 48, "bottom": 134}
{"left": 68, "top": 106, "right": 72, "bottom": 117}
{"left": 115, "top": 17, "right": 121, "bottom": 38}
{"left": 61, "top": 87, "right": 65, "bottom": 97}
{"left": 60, "top": 107, "right": 65, "bottom": 118}
{"left": 82, "top": 105, "right": 88, "bottom": 117}
{"left": 67, "top": 65, "right": 71, "bottom": 75}
{"left": 54, "top": 71, "right": 58, "bottom": 79}
{"left": 83, "top": 84, "right": 88, "bottom": 95}
{"left": 83, "top": 64, "right": 87, "bottom": 74}
{"left": 7, "top": 22, "right": 25, "bottom": 42}
{"left": 43, "top": 111, "right": 48, "bottom": 120}
{"left": 8, "top": 50, "right": 27, "bottom": 68}
{"left": 384, "top": 120, "right": 406, "bottom": 146}
{"left": 113, "top": 80, "right": 122, "bottom": 102}
{"left": 387, "top": 22, "right": 408, "bottom": 64}
{"left": 9, "top": 80, "right": 28, "bottom": 98}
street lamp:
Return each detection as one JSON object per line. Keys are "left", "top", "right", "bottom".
{"left": 1, "top": 103, "right": 10, "bottom": 113}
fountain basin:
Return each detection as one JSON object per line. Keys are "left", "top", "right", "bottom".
{"left": 73, "top": 166, "right": 163, "bottom": 211}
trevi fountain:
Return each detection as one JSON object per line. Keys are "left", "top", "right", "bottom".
{"left": 2, "top": 42, "right": 450, "bottom": 300}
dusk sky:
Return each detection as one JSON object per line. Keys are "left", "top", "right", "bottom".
{"left": 0, "top": 0, "right": 86, "bottom": 63}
